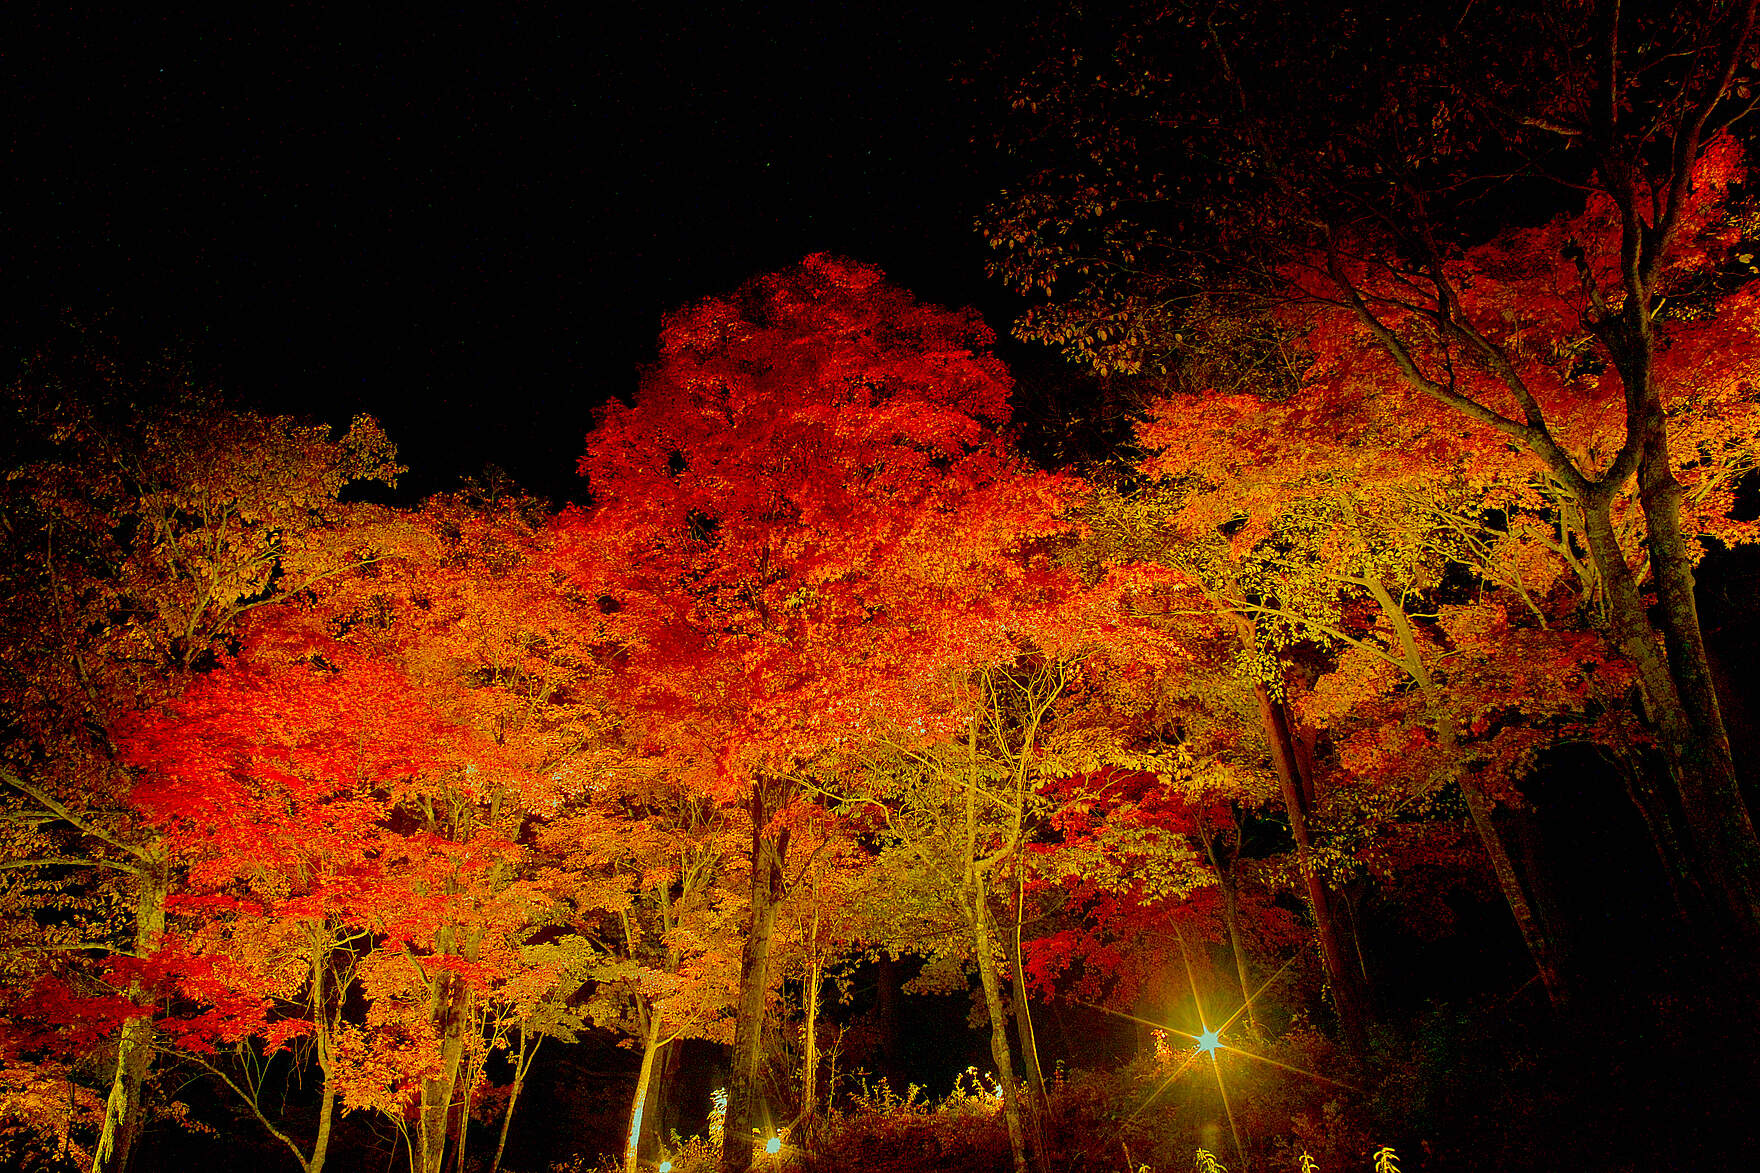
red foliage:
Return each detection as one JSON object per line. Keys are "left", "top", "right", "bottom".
{"left": 557, "top": 254, "right": 1086, "bottom": 794}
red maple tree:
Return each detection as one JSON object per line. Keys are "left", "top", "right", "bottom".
{"left": 556, "top": 254, "right": 1083, "bottom": 1172}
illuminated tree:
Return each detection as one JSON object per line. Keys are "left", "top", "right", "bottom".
{"left": 300, "top": 489, "right": 603, "bottom": 1173}
{"left": 0, "top": 335, "right": 400, "bottom": 1171}
{"left": 110, "top": 484, "right": 599, "bottom": 1173}
{"left": 537, "top": 784, "right": 743, "bottom": 1173}
{"left": 982, "top": 0, "right": 1760, "bottom": 938}
{"left": 118, "top": 617, "right": 458, "bottom": 1173}
{"left": 558, "top": 253, "right": 1080, "bottom": 1172}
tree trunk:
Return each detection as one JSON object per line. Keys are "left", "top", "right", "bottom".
{"left": 1338, "top": 880, "right": 1373, "bottom": 993}
{"left": 1008, "top": 870, "right": 1048, "bottom": 1104}
{"left": 874, "top": 954, "right": 903, "bottom": 1088}
{"left": 639, "top": 1034, "right": 669, "bottom": 1160}
{"left": 488, "top": 1030, "right": 538, "bottom": 1173}
{"left": 1357, "top": 558, "right": 1572, "bottom": 1008}
{"left": 452, "top": 1039, "right": 483, "bottom": 1173}
{"left": 417, "top": 975, "right": 470, "bottom": 1173}
{"left": 92, "top": 854, "right": 167, "bottom": 1173}
{"left": 970, "top": 892, "right": 1032, "bottom": 1173}
{"left": 1580, "top": 480, "right": 1760, "bottom": 938}
{"left": 1196, "top": 818, "right": 1257, "bottom": 1035}
{"left": 1249, "top": 679, "right": 1370, "bottom": 1050}
{"left": 625, "top": 1006, "right": 665, "bottom": 1173}
{"left": 1007, "top": 873, "right": 1053, "bottom": 1173}
{"left": 310, "top": 942, "right": 337, "bottom": 1173}
{"left": 1512, "top": 808, "right": 1572, "bottom": 972}
{"left": 310, "top": 1065, "right": 336, "bottom": 1173}
{"left": 800, "top": 951, "right": 821, "bottom": 1124}
{"left": 1457, "top": 774, "right": 1571, "bottom": 1006}
{"left": 723, "top": 779, "right": 790, "bottom": 1173}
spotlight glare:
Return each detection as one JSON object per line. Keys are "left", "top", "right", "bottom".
{"left": 1196, "top": 1027, "right": 1221, "bottom": 1054}
{"left": 765, "top": 1135, "right": 782, "bottom": 1155}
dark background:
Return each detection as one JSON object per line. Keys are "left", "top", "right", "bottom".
{"left": 5, "top": 4, "right": 1011, "bottom": 500}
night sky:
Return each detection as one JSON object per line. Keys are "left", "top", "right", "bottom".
{"left": 5, "top": 5, "right": 1009, "bottom": 500}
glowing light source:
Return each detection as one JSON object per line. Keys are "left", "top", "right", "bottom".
{"left": 765, "top": 1135, "right": 782, "bottom": 1155}
{"left": 659, "top": 1163, "right": 673, "bottom": 1173}
{"left": 1195, "top": 1027, "right": 1221, "bottom": 1055}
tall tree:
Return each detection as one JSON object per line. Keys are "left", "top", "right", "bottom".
{"left": 557, "top": 254, "right": 1081, "bottom": 1172}
{"left": 0, "top": 333, "right": 400, "bottom": 1171}
{"left": 981, "top": 0, "right": 1760, "bottom": 939}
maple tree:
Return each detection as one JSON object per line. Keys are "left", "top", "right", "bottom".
{"left": 1065, "top": 486, "right": 1381, "bottom": 1041}
{"left": 557, "top": 253, "right": 1086, "bottom": 1172}
{"left": 0, "top": 331, "right": 401, "bottom": 1172}
{"left": 100, "top": 481, "right": 600, "bottom": 1173}
{"left": 982, "top": 0, "right": 1760, "bottom": 945}
{"left": 1024, "top": 760, "right": 1295, "bottom": 1034}
{"left": 536, "top": 783, "right": 743, "bottom": 1173}
{"left": 845, "top": 662, "right": 1077, "bottom": 1173}
{"left": 1129, "top": 396, "right": 1609, "bottom": 1008}
{"left": 8, "top": 22, "right": 1760, "bottom": 1160}
{"left": 116, "top": 617, "right": 457, "bottom": 1172}
{"left": 836, "top": 608, "right": 1189, "bottom": 1173}
{"left": 294, "top": 488, "right": 603, "bottom": 1173}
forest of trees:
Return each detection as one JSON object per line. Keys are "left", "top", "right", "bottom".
{"left": 6, "top": 3, "right": 1760, "bottom": 1172}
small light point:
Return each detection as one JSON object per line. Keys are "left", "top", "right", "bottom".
{"left": 765, "top": 1135, "right": 782, "bottom": 1155}
{"left": 1196, "top": 1026, "right": 1221, "bottom": 1054}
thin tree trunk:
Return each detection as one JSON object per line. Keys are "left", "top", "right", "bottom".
{"left": 625, "top": 1006, "right": 665, "bottom": 1173}
{"left": 971, "top": 893, "right": 1031, "bottom": 1173}
{"left": 801, "top": 943, "right": 822, "bottom": 1124}
{"left": 723, "top": 779, "right": 790, "bottom": 1173}
{"left": 92, "top": 854, "right": 167, "bottom": 1173}
{"left": 1457, "top": 773, "right": 1571, "bottom": 1006}
{"left": 1512, "top": 808, "right": 1572, "bottom": 970}
{"left": 452, "top": 1037, "right": 483, "bottom": 1173}
{"left": 1008, "top": 869, "right": 1047, "bottom": 1102}
{"left": 954, "top": 712, "right": 1036, "bottom": 1173}
{"left": 1196, "top": 818, "right": 1257, "bottom": 1035}
{"left": 310, "top": 1064, "right": 336, "bottom": 1173}
{"left": 1356, "top": 561, "right": 1572, "bottom": 1008}
{"left": 310, "top": 941, "right": 337, "bottom": 1173}
{"left": 488, "top": 1030, "right": 539, "bottom": 1173}
{"left": 1007, "top": 870, "right": 1053, "bottom": 1173}
{"left": 1338, "top": 881, "right": 1373, "bottom": 991}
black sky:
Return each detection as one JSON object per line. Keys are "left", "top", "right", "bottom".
{"left": 5, "top": 4, "right": 1009, "bottom": 500}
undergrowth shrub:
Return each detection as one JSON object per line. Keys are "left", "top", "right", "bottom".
{"left": 797, "top": 1070, "right": 1012, "bottom": 1173}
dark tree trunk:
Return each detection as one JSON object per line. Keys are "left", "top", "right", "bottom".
{"left": 1252, "top": 680, "right": 1371, "bottom": 1050}
{"left": 1008, "top": 872, "right": 1048, "bottom": 1101}
{"left": 1196, "top": 817, "right": 1257, "bottom": 1035}
{"left": 874, "top": 954, "right": 904, "bottom": 1088}
{"left": 1579, "top": 484, "right": 1760, "bottom": 940}
{"left": 722, "top": 779, "right": 790, "bottom": 1173}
